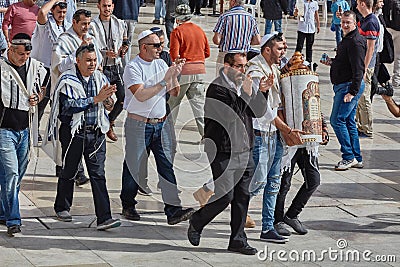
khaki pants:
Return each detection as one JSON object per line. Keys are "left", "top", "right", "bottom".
{"left": 168, "top": 74, "right": 205, "bottom": 137}
{"left": 356, "top": 67, "right": 374, "bottom": 135}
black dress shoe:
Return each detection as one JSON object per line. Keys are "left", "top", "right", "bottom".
{"left": 0, "top": 219, "right": 6, "bottom": 225}
{"left": 187, "top": 221, "right": 201, "bottom": 246}
{"left": 122, "top": 208, "right": 141, "bottom": 221}
{"left": 167, "top": 208, "right": 195, "bottom": 225}
{"left": 228, "top": 244, "right": 258, "bottom": 255}
{"left": 7, "top": 225, "right": 21, "bottom": 237}
{"left": 75, "top": 174, "right": 90, "bottom": 186}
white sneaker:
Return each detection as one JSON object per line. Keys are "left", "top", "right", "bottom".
{"left": 335, "top": 159, "right": 358, "bottom": 171}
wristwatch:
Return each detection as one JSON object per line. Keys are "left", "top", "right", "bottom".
{"left": 159, "top": 80, "right": 167, "bottom": 87}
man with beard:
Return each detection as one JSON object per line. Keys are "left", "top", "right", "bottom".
{"left": 91, "top": 0, "right": 129, "bottom": 142}
{"left": 187, "top": 52, "right": 270, "bottom": 255}
{"left": 246, "top": 32, "right": 304, "bottom": 243}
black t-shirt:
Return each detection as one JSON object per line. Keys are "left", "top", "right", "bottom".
{"left": 0, "top": 61, "right": 30, "bottom": 131}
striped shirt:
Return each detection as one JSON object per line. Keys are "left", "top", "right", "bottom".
{"left": 213, "top": 6, "right": 260, "bottom": 52}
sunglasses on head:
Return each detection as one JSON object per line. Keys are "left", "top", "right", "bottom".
{"left": 75, "top": 43, "right": 95, "bottom": 57}
{"left": 144, "top": 43, "right": 162, "bottom": 48}
{"left": 53, "top": 1, "right": 67, "bottom": 9}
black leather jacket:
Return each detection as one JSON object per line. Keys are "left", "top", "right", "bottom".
{"left": 204, "top": 71, "right": 268, "bottom": 154}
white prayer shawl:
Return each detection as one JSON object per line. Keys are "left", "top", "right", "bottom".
{"left": 246, "top": 54, "right": 281, "bottom": 110}
{"left": 50, "top": 27, "right": 103, "bottom": 96}
{"left": 0, "top": 57, "right": 47, "bottom": 146}
{"left": 46, "top": 15, "right": 72, "bottom": 43}
{"left": 90, "top": 15, "right": 126, "bottom": 66}
{"left": 31, "top": 15, "right": 72, "bottom": 68}
{"left": 42, "top": 66, "right": 110, "bottom": 163}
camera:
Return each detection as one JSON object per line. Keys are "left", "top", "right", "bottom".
{"left": 375, "top": 82, "right": 394, "bottom": 96}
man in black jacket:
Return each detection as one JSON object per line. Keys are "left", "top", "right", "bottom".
{"left": 321, "top": 10, "right": 366, "bottom": 171}
{"left": 187, "top": 52, "right": 270, "bottom": 255}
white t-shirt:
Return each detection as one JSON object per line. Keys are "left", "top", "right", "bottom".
{"left": 297, "top": 0, "right": 319, "bottom": 34}
{"left": 123, "top": 55, "right": 168, "bottom": 118}
{"left": 249, "top": 66, "right": 280, "bottom": 132}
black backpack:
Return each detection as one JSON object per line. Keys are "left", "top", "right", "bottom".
{"left": 378, "top": 14, "right": 395, "bottom": 64}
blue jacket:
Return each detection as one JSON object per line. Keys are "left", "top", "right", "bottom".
{"left": 113, "top": 0, "right": 140, "bottom": 21}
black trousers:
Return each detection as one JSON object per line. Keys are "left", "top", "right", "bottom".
{"left": 190, "top": 151, "right": 254, "bottom": 248}
{"left": 274, "top": 148, "right": 320, "bottom": 222}
{"left": 54, "top": 123, "right": 112, "bottom": 225}
{"left": 103, "top": 65, "right": 125, "bottom": 122}
{"left": 295, "top": 31, "right": 315, "bottom": 63}
{"left": 189, "top": 0, "right": 202, "bottom": 13}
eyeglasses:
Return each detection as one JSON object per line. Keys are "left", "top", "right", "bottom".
{"left": 75, "top": 43, "right": 95, "bottom": 57}
{"left": 232, "top": 64, "right": 246, "bottom": 70}
{"left": 53, "top": 1, "right": 67, "bottom": 9}
{"left": 144, "top": 43, "right": 162, "bottom": 48}
{"left": 11, "top": 39, "right": 32, "bottom": 51}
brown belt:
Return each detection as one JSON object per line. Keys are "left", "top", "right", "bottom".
{"left": 127, "top": 113, "right": 166, "bottom": 124}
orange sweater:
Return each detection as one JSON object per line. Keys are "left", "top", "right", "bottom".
{"left": 169, "top": 22, "right": 210, "bottom": 75}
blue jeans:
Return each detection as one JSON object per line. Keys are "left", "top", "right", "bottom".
{"left": 250, "top": 130, "right": 283, "bottom": 232}
{"left": 330, "top": 81, "right": 365, "bottom": 162}
{"left": 334, "top": 24, "right": 342, "bottom": 47}
{"left": 288, "top": 0, "right": 295, "bottom": 15}
{"left": 155, "top": 0, "right": 166, "bottom": 19}
{"left": 0, "top": 128, "right": 30, "bottom": 227}
{"left": 265, "top": 19, "right": 282, "bottom": 35}
{"left": 121, "top": 117, "right": 181, "bottom": 218}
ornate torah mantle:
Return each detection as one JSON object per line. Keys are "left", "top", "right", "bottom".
{"left": 280, "top": 69, "right": 323, "bottom": 143}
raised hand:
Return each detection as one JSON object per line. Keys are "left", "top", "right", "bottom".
{"left": 259, "top": 74, "right": 274, "bottom": 92}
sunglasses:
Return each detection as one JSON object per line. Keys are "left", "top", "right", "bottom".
{"left": 144, "top": 43, "right": 162, "bottom": 48}
{"left": 53, "top": 1, "right": 67, "bottom": 9}
{"left": 75, "top": 43, "right": 95, "bottom": 57}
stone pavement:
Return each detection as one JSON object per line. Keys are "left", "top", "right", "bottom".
{"left": 1, "top": 3, "right": 399, "bottom": 266}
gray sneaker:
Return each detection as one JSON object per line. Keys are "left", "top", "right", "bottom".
{"left": 97, "top": 218, "right": 121, "bottom": 231}
{"left": 335, "top": 159, "right": 358, "bottom": 171}
{"left": 56, "top": 210, "right": 72, "bottom": 222}
{"left": 352, "top": 161, "right": 364, "bottom": 168}
{"left": 274, "top": 222, "right": 291, "bottom": 236}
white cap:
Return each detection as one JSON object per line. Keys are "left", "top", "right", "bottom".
{"left": 260, "top": 31, "right": 280, "bottom": 47}
{"left": 138, "top": 30, "right": 154, "bottom": 41}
